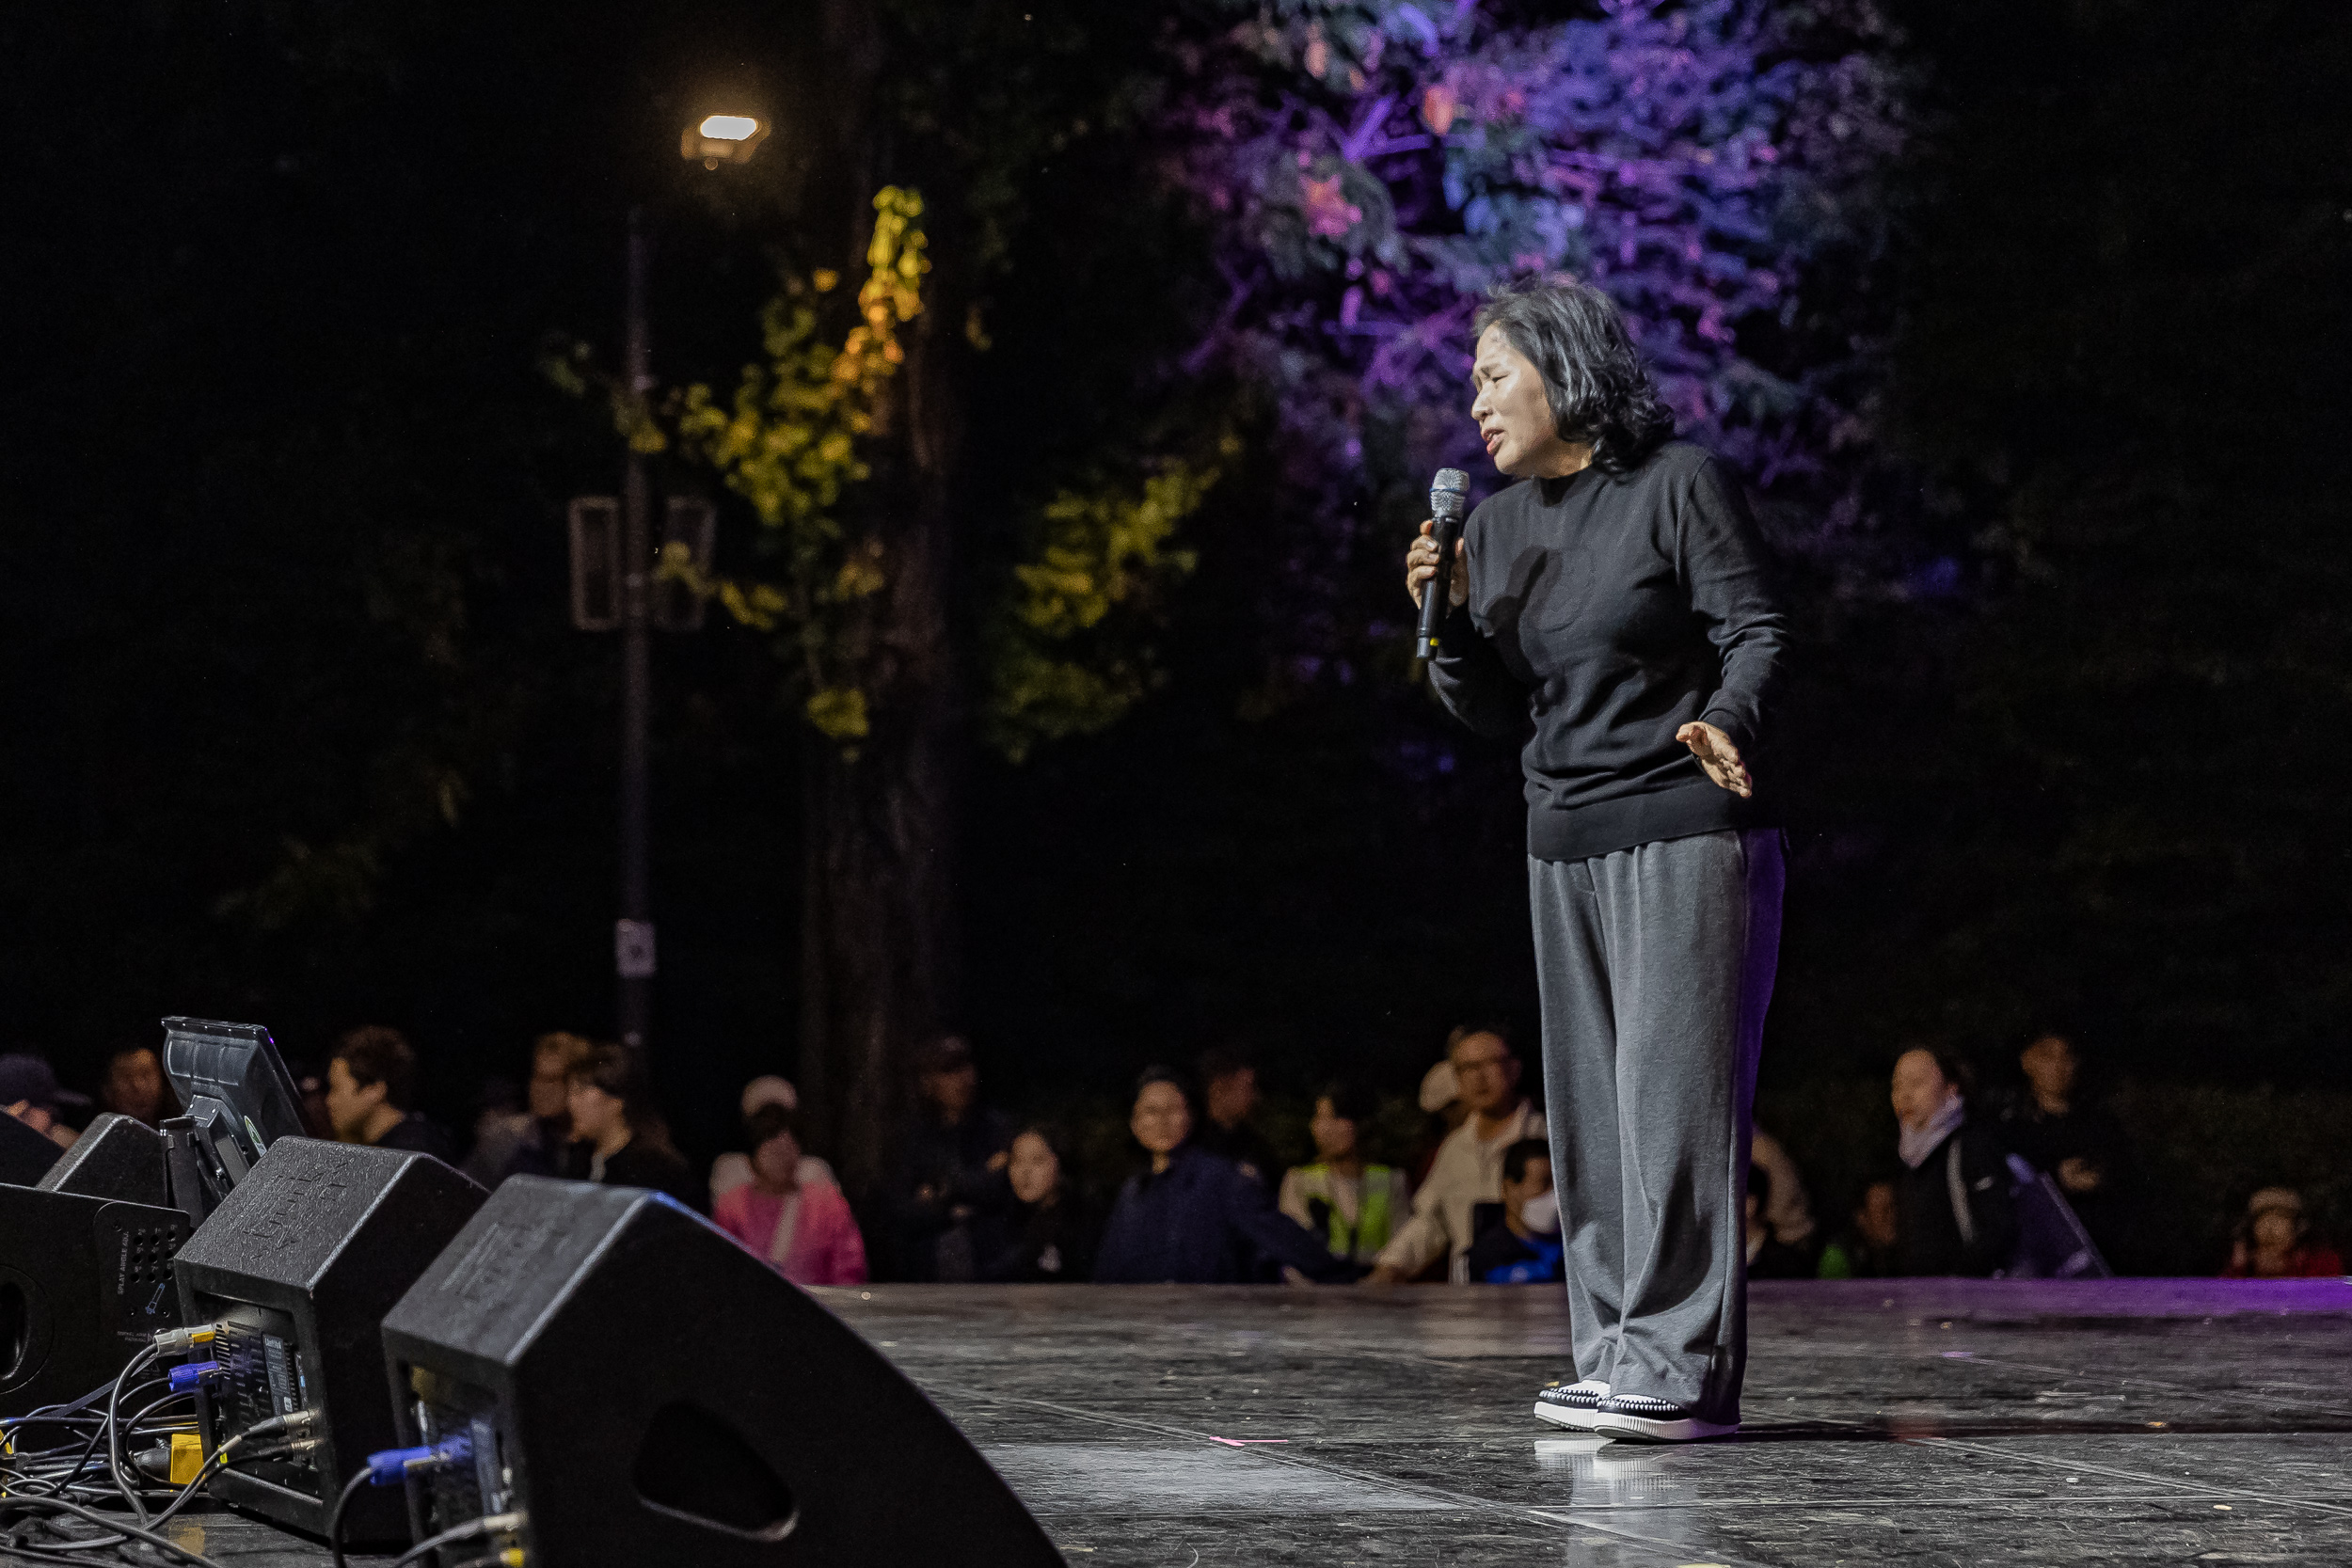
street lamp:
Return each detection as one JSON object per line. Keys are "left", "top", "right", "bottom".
{"left": 567, "top": 109, "right": 763, "bottom": 1051}
{"left": 682, "top": 114, "right": 769, "bottom": 169}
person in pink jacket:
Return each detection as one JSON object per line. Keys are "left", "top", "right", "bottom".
{"left": 711, "top": 1103, "right": 868, "bottom": 1287}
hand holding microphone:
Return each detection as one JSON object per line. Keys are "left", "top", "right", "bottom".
{"left": 1406, "top": 467, "right": 1470, "bottom": 658}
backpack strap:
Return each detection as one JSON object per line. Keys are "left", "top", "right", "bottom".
{"left": 1945, "top": 1137, "right": 1977, "bottom": 1248}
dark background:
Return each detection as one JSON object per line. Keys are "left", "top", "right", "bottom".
{"left": 2, "top": 2, "right": 2346, "bottom": 1196}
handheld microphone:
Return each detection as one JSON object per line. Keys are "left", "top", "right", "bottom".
{"left": 1415, "top": 468, "right": 1470, "bottom": 659}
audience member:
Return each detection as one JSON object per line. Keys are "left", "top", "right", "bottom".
{"left": 1890, "top": 1048, "right": 2014, "bottom": 1276}
{"left": 710, "top": 1104, "right": 867, "bottom": 1287}
{"left": 557, "top": 1043, "right": 699, "bottom": 1210}
{"left": 0, "top": 1055, "right": 85, "bottom": 1149}
{"left": 1464, "top": 1138, "right": 1564, "bottom": 1284}
{"left": 1816, "top": 1179, "right": 1902, "bottom": 1279}
{"left": 463, "top": 1031, "right": 593, "bottom": 1186}
{"left": 1999, "top": 1031, "right": 2131, "bottom": 1252}
{"left": 2221, "top": 1188, "right": 2344, "bottom": 1279}
{"left": 1094, "top": 1068, "right": 1344, "bottom": 1284}
{"left": 98, "top": 1046, "right": 175, "bottom": 1127}
{"left": 1278, "top": 1081, "right": 1410, "bottom": 1269}
{"left": 979, "top": 1124, "right": 1097, "bottom": 1283}
{"left": 887, "top": 1036, "right": 1013, "bottom": 1282}
{"left": 1748, "top": 1126, "right": 1817, "bottom": 1249}
{"left": 326, "top": 1027, "right": 455, "bottom": 1162}
{"left": 1193, "top": 1045, "right": 1279, "bottom": 1192}
{"left": 709, "top": 1077, "right": 836, "bottom": 1205}
{"left": 1742, "top": 1164, "right": 1815, "bottom": 1278}
{"left": 1366, "top": 1026, "right": 1545, "bottom": 1284}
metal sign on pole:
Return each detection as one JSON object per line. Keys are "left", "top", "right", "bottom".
{"left": 567, "top": 498, "right": 622, "bottom": 631}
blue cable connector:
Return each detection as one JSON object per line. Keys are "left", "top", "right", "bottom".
{"left": 361, "top": 1433, "right": 471, "bottom": 1486}
{"left": 167, "top": 1361, "right": 221, "bottom": 1394}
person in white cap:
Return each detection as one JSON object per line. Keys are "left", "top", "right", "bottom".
{"left": 709, "top": 1075, "right": 836, "bottom": 1204}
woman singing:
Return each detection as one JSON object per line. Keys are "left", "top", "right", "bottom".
{"left": 1404, "top": 279, "right": 1788, "bottom": 1442}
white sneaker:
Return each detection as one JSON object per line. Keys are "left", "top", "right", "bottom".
{"left": 1532, "top": 1378, "right": 1612, "bottom": 1430}
{"left": 1589, "top": 1393, "right": 1739, "bottom": 1443}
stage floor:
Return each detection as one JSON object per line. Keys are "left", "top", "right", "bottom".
{"left": 138, "top": 1276, "right": 2352, "bottom": 1565}
{"left": 832, "top": 1277, "right": 2352, "bottom": 1567}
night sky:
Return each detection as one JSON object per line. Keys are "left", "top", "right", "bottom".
{"left": 3, "top": 0, "right": 2347, "bottom": 1179}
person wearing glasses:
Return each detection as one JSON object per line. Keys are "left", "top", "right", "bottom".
{"left": 1364, "top": 1026, "right": 1545, "bottom": 1285}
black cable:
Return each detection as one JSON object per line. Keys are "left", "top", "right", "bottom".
{"left": 100, "top": 1351, "right": 158, "bottom": 1524}
{"left": 390, "top": 1513, "right": 522, "bottom": 1568}
{"left": 0, "top": 1497, "right": 226, "bottom": 1568}
{"left": 326, "top": 1465, "right": 373, "bottom": 1568}
{"left": 15, "top": 1387, "right": 181, "bottom": 1503}
{"left": 24, "top": 1376, "right": 164, "bottom": 1504}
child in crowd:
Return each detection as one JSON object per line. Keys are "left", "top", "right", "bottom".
{"left": 1817, "top": 1180, "right": 1902, "bottom": 1279}
{"left": 1465, "top": 1138, "right": 1563, "bottom": 1284}
{"left": 2222, "top": 1188, "right": 2344, "bottom": 1279}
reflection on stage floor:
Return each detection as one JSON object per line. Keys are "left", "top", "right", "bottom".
{"left": 831, "top": 1277, "right": 2352, "bottom": 1567}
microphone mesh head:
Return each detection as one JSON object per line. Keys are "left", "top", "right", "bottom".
{"left": 1432, "top": 467, "right": 1469, "bottom": 497}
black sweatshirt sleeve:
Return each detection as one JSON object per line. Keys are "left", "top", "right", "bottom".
{"left": 1679, "top": 457, "right": 1789, "bottom": 759}
{"left": 1425, "top": 601, "right": 1528, "bottom": 740}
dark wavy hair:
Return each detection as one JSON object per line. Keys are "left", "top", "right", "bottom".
{"left": 1471, "top": 279, "right": 1676, "bottom": 474}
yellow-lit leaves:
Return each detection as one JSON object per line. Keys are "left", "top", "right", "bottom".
{"left": 1009, "top": 466, "right": 1209, "bottom": 639}
{"left": 985, "top": 459, "right": 1217, "bottom": 763}
{"left": 805, "top": 686, "right": 870, "bottom": 742}
{"left": 673, "top": 187, "right": 927, "bottom": 750}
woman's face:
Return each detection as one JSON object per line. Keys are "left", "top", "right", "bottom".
{"left": 1889, "top": 1050, "right": 1953, "bottom": 1133}
{"left": 566, "top": 1080, "right": 623, "bottom": 1143}
{"left": 1470, "top": 325, "right": 1574, "bottom": 477}
{"left": 1008, "top": 1132, "right": 1062, "bottom": 1205}
{"left": 752, "top": 1127, "right": 802, "bottom": 1189}
{"left": 1131, "top": 1082, "right": 1193, "bottom": 1158}
{"left": 1309, "top": 1098, "right": 1359, "bottom": 1163}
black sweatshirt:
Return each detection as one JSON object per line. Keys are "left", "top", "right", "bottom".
{"left": 1428, "top": 442, "right": 1789, "bottom": 863}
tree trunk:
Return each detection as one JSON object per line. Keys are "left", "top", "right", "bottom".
{"left": 795, "top": 0, "right": 966, "bottom": 1199}
{"left": 796, "top": 457, "right": 961, "bottom": 1199}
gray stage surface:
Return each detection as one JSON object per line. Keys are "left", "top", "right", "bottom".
{"left": 141, "top": 1276, "right": 2352, "bottom": 1566}
{"left": 844, "top": 1278, "right": 2352, "bottom": 1567}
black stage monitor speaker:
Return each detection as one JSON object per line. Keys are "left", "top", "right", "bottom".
{"left": 379, "top": 1178, "right": 1061, "bottom": 1568}
{"left": 0, "top": 1115, "right": 189, "bottom": 1418}
{"left": 172, "top": 1136, "right": 484, "bottom": 1540}
{"left": 0, "top": 1107, "right": 65, "bottom": 1188}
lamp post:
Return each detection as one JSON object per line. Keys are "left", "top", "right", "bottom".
{"left": 569, "top": 109, "right": 766, "bottom": 1053}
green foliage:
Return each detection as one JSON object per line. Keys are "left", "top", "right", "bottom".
{"left": 669, "top": 187, "right": 930, "bottom": 746}
{"left": 984, "top": 459, "right": 1219, "bottom": 762}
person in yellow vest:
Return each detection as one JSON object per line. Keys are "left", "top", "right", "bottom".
{"left": 1279, "top": 1081, "right": 1411, "bottom": 1274}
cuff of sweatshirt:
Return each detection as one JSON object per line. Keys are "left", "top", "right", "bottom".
{"left": 1695, "top": 705, "right": 1755, "bottom": 757}
{"left": 1429, "top": 603, "right": 1481, "bottom": 658}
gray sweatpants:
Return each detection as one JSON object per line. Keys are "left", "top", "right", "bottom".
{"left": 1530, "top": 828, "right": 1783, "bottom": 1423}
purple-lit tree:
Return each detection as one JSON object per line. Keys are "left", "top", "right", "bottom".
{"left": 1161, "top": 0, "right": 1905, "bottom": 667}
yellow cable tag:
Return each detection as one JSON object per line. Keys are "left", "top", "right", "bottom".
{"left": 169, "top": 1433, "right": 205, "bottom": 1486}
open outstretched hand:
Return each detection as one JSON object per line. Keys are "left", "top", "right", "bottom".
{"left": 1675, "top": 721, "right": 1753, "bottom": 798}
